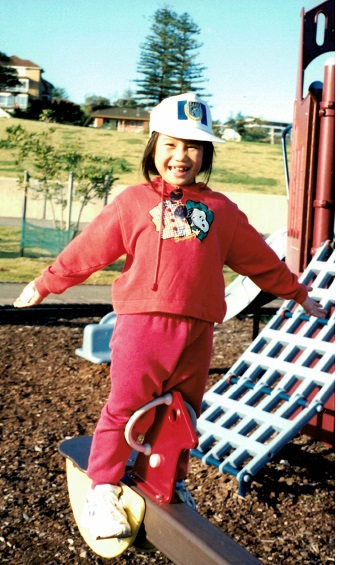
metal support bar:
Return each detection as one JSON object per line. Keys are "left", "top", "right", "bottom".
{"left": 131, "top": 484, "right": 261, "bottom": 565}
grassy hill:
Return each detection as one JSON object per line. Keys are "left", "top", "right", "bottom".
{"left": 0, "top": 117, "right": 287, "bottom": 195}
{"left": 0, "top": 117, "right": 287, "bottom": 284}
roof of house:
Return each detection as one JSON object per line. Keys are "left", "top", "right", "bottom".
{"left": 7, "top": 56, "right": 42, "bottom": 69}
{"left": 91, "top": 107, "right": 150, "bottom": 121}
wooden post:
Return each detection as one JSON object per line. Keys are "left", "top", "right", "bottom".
{"left": 66, "top": 172, "right": 74, "bottom": 231}
{"left": 103, "top": 175, "right": 110, "bottom": 206}
{"left": 20, "top": 170, "right": 30, "bottom": 257}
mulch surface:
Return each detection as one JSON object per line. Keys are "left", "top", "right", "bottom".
{"left": 1, "top": 315, "right": 335, "bottom": 564}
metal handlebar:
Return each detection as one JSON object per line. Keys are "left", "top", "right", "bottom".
{"left": 281, "top": 124, "right": 292, "bottom": 198}
{"left": 124, "top": 393, "right": 173, "bottom": 456}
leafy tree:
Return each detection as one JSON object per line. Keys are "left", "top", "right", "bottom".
{"left": 225, "top": 113, "right": 270, "bottom": 143}
{"left": 83, "top": 95, "right": 111, "bottom": 111}
{"left": 212, "top": 119, "right": 224, "bottom": 138}
{"left": 0, "top": 124, "right": 37, "bottom": 164}
{"left": 0, "top": 124, "right": 131, "bottom": 231}
{"left": 225, "top": 113, "right": 248, "bottom": 138}
{"left": 14, "top": 98, "right": 85, "bottom": 125}
{"left": 111, "top": 88, "right": 139, "bottom": 108}
{"left": 135, "top": 8, "right": 207, "bottom": 104}
{"left": 71, "top": 155, "right": 121, "bottom": 232}
{"left": 81, "top": 95, "right": 111, "bottom": 122}
{"left": 51, "top": 87, "right": 69, "bottom": 101}
{"left": 0, "top": 52, "right": 20, "bottom": 90}
{"left": 39, "top": 108, "right": 57, "bottom": 123}
{"left": 47, "top": 98, "right": 85, "bottom": 125}
{"left": 243, "top": 125, "right": 269, "bottom": 143}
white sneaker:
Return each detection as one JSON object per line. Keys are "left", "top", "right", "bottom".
{"left": 81, "top": 484, "right": 132, "bottom": 539}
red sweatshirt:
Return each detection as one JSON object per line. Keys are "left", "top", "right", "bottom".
{"left": 34, "top": 177, "right": 307, "bottom": 323}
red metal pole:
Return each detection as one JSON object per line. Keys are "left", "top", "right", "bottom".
{"left": 311, "top": 58, "right": 335, "bottom": 254}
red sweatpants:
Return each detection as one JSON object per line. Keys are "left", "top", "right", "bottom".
{"left": 87, "top": 313, "right": 214, "bottom": 485}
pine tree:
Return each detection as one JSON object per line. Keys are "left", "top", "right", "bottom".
{"left": 135, "top": 9, "right": 207, "bottom": 105}
{"left": 172, "top": 12, "right": 207, "bottom": 95}
{"left": 0, "top": 52, "right": 20, "bottom": 90}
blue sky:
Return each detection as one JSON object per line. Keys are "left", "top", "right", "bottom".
{"left": 0, "top": 0, "right": 334, "bottom": 123}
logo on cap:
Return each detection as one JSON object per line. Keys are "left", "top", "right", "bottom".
{"left": 177, "top": 100, "right": 208, "bottom": 126}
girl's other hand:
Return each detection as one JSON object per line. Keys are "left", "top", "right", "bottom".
{"left": 301, "top": 286, "right": 327, "bottom": 319}
{"left": 14, "top": 281, "right": 43, "bottom": 308}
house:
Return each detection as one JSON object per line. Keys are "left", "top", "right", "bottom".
{"left": 91, "top": 107, "right": 150, "bottom": 133}
{"left": 0, "top": 55, "right": 54, "bottom": 112}
{"left": 245, "top": 117, "right": 291, "bottom": 144}
{"left": 223, "top": 118, "right": 291, "bottom": 144}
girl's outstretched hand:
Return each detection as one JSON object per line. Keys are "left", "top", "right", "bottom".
{"left": 301, "top": 286, "right": 327, "bottom": 319}
{"left": 14, "top": 281, "right": 43, "bottom": 308}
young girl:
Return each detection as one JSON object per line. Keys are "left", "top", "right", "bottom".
{"left": 14, "top": 92, "right": 326, "bottom": 540}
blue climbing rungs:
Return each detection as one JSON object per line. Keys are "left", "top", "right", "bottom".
{"left": 192, "top": 242, "right": 335, "bottom": 496}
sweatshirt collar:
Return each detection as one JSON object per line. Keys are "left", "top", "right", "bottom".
{"left": 150, "top": 176, "right": 207, "bottom": 197}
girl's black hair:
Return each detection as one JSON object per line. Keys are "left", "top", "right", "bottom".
{"left": 141, "top": 132, "right": 215, "bottom": 186}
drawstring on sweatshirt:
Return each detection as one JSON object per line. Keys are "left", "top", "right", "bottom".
{"left": 151, "top": 178, "right": 166, "bottom": 291}
{"left": 151, "top": 178, "right": 202, "bottom": 291}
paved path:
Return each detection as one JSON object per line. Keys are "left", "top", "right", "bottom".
{"left": 0, "top": 283, "right": 112, "bottom": 306}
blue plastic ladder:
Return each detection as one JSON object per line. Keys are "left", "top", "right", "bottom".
{"left": 192, "top": 242, "right": 335, "bottom": 496}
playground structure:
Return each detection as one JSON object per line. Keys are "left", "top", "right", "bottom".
{"left": 193, "top": 0, "right": 335, "bottom": 493}
{"left": 66, "top": 0, "right": 335, "bottom": 561}
{"left": 193, "top": 241, "right": 335, "bottom": 496}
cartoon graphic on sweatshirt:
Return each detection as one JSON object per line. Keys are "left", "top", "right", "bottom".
{"left": 150, "top": 199, "right": 214, "bottom": 241}
{"left": 186, "top": 201, "right": 214, "bottom": 241}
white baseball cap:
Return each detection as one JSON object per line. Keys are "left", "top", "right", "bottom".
{"left": 149, "top": 92, "right": 224, "bottom": 143}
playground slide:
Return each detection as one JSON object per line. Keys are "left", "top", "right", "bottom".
{"left": 75, "top": 227, "right": 288, "bottom": 363}
{"left": 223, "top": 226, "right": 287, "bottom": 322}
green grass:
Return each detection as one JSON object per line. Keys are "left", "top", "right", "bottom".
{"left": 0, "top": 118, "right": 146, "bottom": 186}
{"left": 212, "top": 168, "right": 278, "bottom": 190}
{"left": 0, "top": 225, "right": 236, "bottom": 285}
{"left": 0, "top": 225, "right": 125, "bottom": 284}
{"left": 0, "top": 117, "right": 286, "bottom": 194}
{"left": 0, "top": 117, "right": 286, "bottom": 283}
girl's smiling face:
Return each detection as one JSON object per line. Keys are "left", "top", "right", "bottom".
{"left": 154, "top": 134, "right": 204, "bottom": 187}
